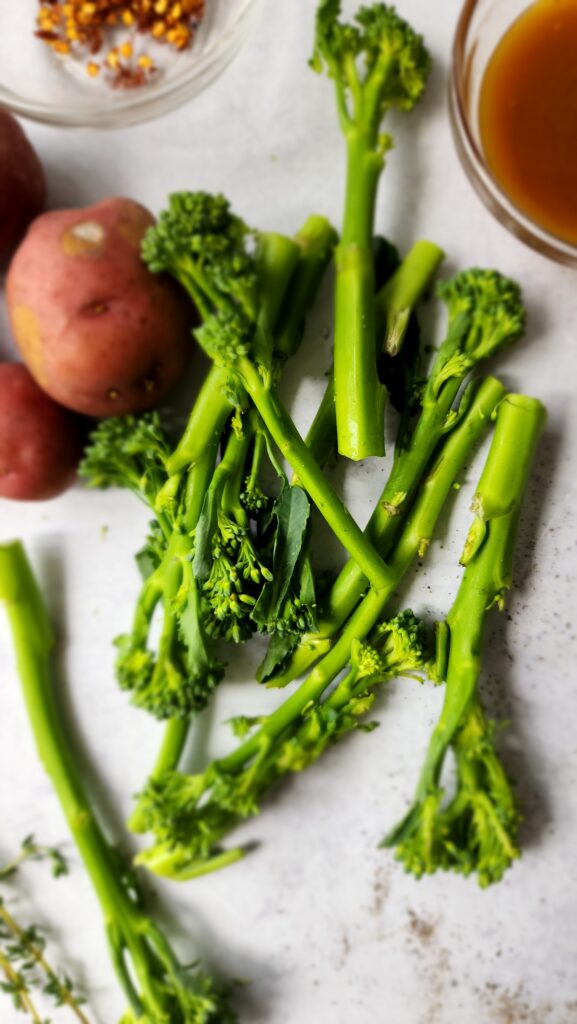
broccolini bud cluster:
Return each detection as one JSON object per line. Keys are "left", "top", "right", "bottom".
{"left": 79, "top": 413, "right": 171, "bottom": 506}
{"left": 312, "top": 1, "right": 431, "bottom": 123}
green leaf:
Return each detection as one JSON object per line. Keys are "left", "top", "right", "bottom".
{"left": 257, "top": 633, "right": 298, "bottom": 684}
{"left": 193, "top": 487, "right": 221, "bottom": 581}
{"left": 252, "top": 485, "right": 311, "bottom": 629}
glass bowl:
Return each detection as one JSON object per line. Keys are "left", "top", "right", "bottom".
{"left": 0, "top": 0, "right": 262, "bottom": 129}
{"left": 450, "top": 0, "right": 577, "bottom": 267}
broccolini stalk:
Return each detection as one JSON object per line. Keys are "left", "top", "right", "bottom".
{"left": 383, "top": 394, "right": 546, "bottom": 886}
{"left": 133, "top": 377, "right": 506, "bottom": 879}
{"left": 0, "top": 541, "right": 239, "bottom": 1024}
{"left": 128, "top": 211, "right": 338, "bottom": 831}
{"left": 268, "top": 268, "right": 525, "bottom": 686}
{"left": 311, "top": 0, "right": 431, "bottom": 458}
{"left": 143, "top": 191, "right": 398, "bottom": 598}
{"left": 299, "top": 239, "right": 445, "bottom": 473}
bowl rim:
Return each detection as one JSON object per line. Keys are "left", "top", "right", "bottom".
{"left": 450, "top": 0, "right": 577, "bottom": 268}
{"left": 0, "top": 0, "right": 262, "bottom": 129}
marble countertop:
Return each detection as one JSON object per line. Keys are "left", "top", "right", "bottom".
{"left": 1, "top": 2, "right": 576, "bottom": 1021}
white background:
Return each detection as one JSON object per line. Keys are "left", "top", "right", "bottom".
{"left": 1, "top": 2, "right": 577, "bottom": 1022}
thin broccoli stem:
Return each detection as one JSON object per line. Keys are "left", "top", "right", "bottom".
{"left": 322, "top": 317, "right": 472, "bottom": 623}
{"left": 272, "top": 375, "right": 506, "bottom": 686}
{"left": 220, "top": 426, "right": 254, "bottom": 524}
{"left": 245, "top": 421, "right": 268, "bottom": 496}
{"left": 301, "top": 240, "right": 444, "bottom": 472}
{"left": 301, "top": 374, "right": 337, "bottom": 471}
{"left": 167, "top": 364, "right": 233, "bottom": 476}
{"left": 384, "top": 394, "right": 545, "bottom": 851}
{"left": 376, "top": 240, "right": 445, "bottom": 355}
{"left": 334, "top": 130, "right": 385, "bottom": 460}
{"left": 256, "top": 234, "right": 301, "bottom": 338}
{"left": 0, "top": 549, "right": 150, "bottom": 1003}
{"left": 237, "top": 355, "right": 396, "bottom": 594}
{"left": 131, "top": 218, "right": 337, "bottom": 818}
{"left": 219, "top": 377, "right": 505, "bottom": 773}
{"left": 274, "top": 215, "right": 339, "bottom": 363}
{"left": 272, "top": 316, "right": 476, "bottom": 686}
{"left": 0, "top": 543, "right": 231, "bottom": 1022}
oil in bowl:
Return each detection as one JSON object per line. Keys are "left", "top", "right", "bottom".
{"left": 479, "top": 0, "right": 577, "bottom": 247}
{"left": 451, "top": 0, "right": 577, "bottom": 264}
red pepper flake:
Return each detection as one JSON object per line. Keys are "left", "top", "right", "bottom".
{"left": 35, "top": 0, "right": 205, "bottom": 87}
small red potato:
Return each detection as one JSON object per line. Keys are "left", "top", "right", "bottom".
{"left": 0, "top": 109, "right": 46, "bottom": 260}
{"left": 0, "top": 363, "right": 85, "bottom": 501}
{"left": 6, "top": 197, "right": 193, "bottom": 418}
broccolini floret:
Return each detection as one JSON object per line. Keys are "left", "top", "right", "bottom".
{"left": 0, "top": 541, "right": 238, "bottom": 1024}
{"left": 268, "top": 267, "right": 526, "bottom": 688}
{"left": 133, "top": 610, "right": 430, "bottom": 881}
{"left": 383, "top": 394, "right": 546, "bottom": 886}
{"left": 311, "top": 0, "right": 431, "bottom": 459}
{"left": 143, "top": 190, "right": 400, "bottom": 599}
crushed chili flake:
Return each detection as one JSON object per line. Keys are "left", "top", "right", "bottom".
{"left": 35, "top": 0, "right": 205, "bottom": 88}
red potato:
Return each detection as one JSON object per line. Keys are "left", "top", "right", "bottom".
{"left": 0, "top": 363, "right": 85, "bottom": 501}
{"left": 6, "top": 197, "right": 193, "bottom": 418}
{"left": 0, "top": 109, "right": 46, "bottom": 259}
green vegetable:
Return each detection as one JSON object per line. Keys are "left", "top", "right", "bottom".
{"left": 311, "top": 0, "right": 431, "bottom": 458}
{"left": 132, "top": 375, "right": 506, "bottom": 879}
{"left": 81, "top": 211, "right": 337, "bottom": 725}
{"left": 298, "top": 238, "right": 445, "bottom": 475}
{"left": 0, "top": 540, "right": 238, "bottom": 1024}
{"left": 0, "top": 839, "right": 89, "bottom": 1023}
{"left": 143, "top": 191, "right": 399, "bottom": 597}
{"left": 383, "top": 393, "right": 546, "bottom": 886}
{"left": 134, "top": 611, "right": 431, "bottom": 881}
{"left": 266, "top": 268, "right": 526, "bottom": 686}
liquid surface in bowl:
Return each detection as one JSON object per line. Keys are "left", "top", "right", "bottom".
{"left": 479, "top": 0, "right": 577, "bottom": 245}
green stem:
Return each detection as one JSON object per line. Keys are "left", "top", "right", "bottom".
{"left": 167, "top": 365, "right": 232, "bottom": 476}
{"left": 384, "top": 394, "right": 545, "bottom": 847}
{"left": 334, "top": 130, "right": 385, "bottom": 460}
{"left": 301, "top": 373, "right": 337, "bottom": 471}
{"left": 238, "top": 356, "right": 396, "bottom": 594}
{"left": 220, "top": 378, "right": 506, "bottom": 769}
{"left": 301, "top": 240, "right": 444, "bottom": 473}
{"left": 376, "top": 240, "right": 445, "bottom": 355}
{"left": 133, "top": 218, "right": 336, "bottom": 809}
{"left": 0, "top": 543, "right": 145, "bottom": 941}
{"left": 274, "top": 215, "right": 338, "bottom": 363}
{"left": 0, "top": 543, "right": 225, "bottom": 1021}
{"left": 273, "top": 376, "right": 506, "bottom": 686}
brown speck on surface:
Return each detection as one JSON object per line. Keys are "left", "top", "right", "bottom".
{"left": 107, "top": 388, "right": 121, "bottom": 400}
{"left": 408, "top": 908, "right": 437, "bottom": 944}
{"left": 480, "top": 981, "right": 564, "bottom": 1024}
{"left": 371, "top": 864, "right": 391, "bottom": 916}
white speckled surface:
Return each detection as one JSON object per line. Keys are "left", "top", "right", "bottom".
{"left": 1, "top": 3, "right": 577, "bottom": 1022}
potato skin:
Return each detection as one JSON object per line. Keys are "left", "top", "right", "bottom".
{"left": 6, "top": 197, "right": 193, "bottom": 417}
{"left": 0, "top": 109, "right": 46, "bottom": 259}
{"left": 0, "top": 363, "right": 85, "bottom": 501}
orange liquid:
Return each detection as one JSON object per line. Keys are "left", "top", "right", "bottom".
{"left": 479, "top": 0, "right": 577, "bottom": 245}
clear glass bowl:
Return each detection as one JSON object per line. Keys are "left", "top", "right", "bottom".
{"left": 0, "top": 0, "right": 262, "bottom": 129}
{"left": 450, "top": 0, "right": 577, "bottom": 267}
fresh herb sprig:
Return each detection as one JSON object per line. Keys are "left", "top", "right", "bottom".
{"left": 0, "top": 839, "right": 90, "bottom": 1023}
